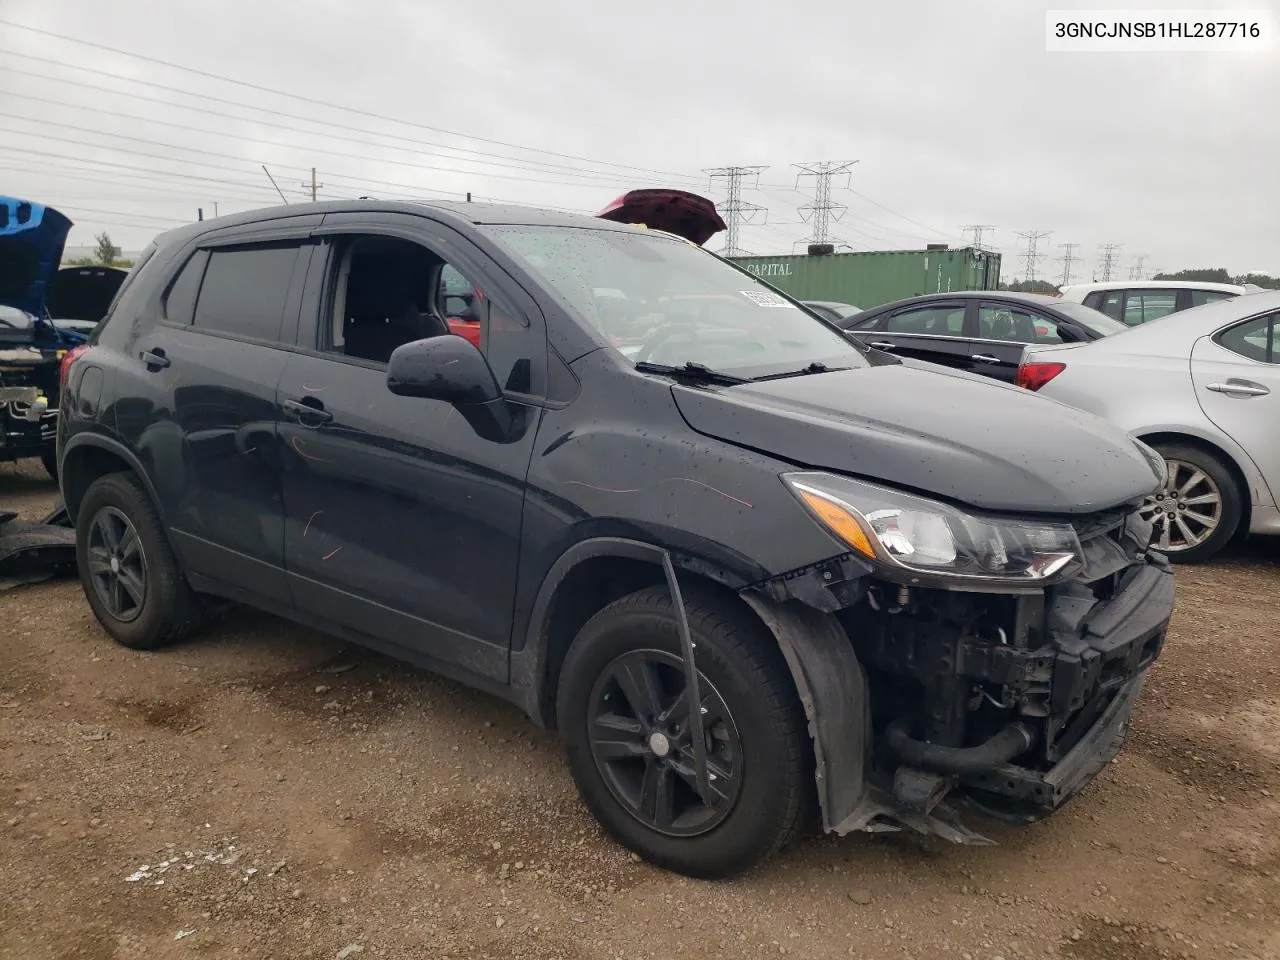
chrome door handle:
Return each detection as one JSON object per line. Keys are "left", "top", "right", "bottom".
{"left": 971, "top": 353, "right": 1001, "bottom": 364}
{"left": 1206, "top": 380, "right": 1270, "bottom": 397}
{"left": 868, "top": 341, "right": 896, "bottom": 350}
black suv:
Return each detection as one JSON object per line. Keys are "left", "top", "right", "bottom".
{"left": 57, "top": 201, "right": 1174, "bottom": 878}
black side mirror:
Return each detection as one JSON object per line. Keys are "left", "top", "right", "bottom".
{"left": 386, "top": 336, "right": 501, "bottom": 404}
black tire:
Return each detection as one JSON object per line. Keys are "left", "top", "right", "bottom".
{"left": 557, "top": 584, "right": 811, "bottom": 879}
{"left": 40, "top": 447, "right": 58, "bottom": 482}
{"left": 1143, "top": 443, "right": 1242, "bottom": 564}
{"left": 75, "top": 472, "right": 203, "bottom": 650}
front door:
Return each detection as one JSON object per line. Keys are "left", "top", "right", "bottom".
{"left": 1190, "top": 310, "right": 1280, "bottom": 506}
{"left": 276, "top": 217, "right": 547, "bottom": 682}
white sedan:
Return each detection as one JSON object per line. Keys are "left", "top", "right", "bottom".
{"left": 1018, "top": 291, "right": 1280, "bottom": 562}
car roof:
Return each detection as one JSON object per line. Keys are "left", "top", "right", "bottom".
{"left": 1059, "top": 279, "right": 1246, "bottom": 295}
{"left": 803, "top": 300, "right": 859, "bottom": 309}
{"left": 151, "top": 198, "right": 648, "bottom": 250}
{"left": 862, "top": 290, "right": 1064, "bottom": 312}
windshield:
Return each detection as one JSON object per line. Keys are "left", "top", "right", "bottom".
{"left": 485, "top": 225, "right": 868, "bottom": 376}
{"left": 1051, "top": 300, "right": 1130, "bottom": 336}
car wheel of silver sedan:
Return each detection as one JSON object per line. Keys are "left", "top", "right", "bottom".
{"left": 1139, "top": 444, "right": 1242, "bottom": 564}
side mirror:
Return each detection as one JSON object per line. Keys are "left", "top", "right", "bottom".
{"left": 386, "top": 336, "right": 501, "bottom": 405}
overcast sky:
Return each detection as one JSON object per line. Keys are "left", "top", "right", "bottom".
{"left": 2, "top": 0, "right": 1276, "bottom": 281}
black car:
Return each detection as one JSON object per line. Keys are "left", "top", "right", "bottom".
{"left": 838, "top": 291, "right": 1129, "bottom": 383}
{"left": 57, "top": 200, "right": 1172, "bottom": 879}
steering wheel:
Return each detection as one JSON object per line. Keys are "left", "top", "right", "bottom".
{"left": 634, "top": 321, "right": 701, "bottom": 364}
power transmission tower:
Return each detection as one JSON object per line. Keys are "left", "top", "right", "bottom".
{"left": 1128, "top": 254, "right": 1148, "bottom": 280}
{"left": 301, "top": 167, "right": 324, "bottom": 202}
{"left": 961, "top": 224, "right": 997, "bottom": 251}
{"left": 1057, "top": 242, "right": 1081, "bottom": 285}
{"left": 1016, "top": 230, "right": 1053, "bottom": 282}
{"left": 794, "top": 161, "right": 858, "bottom": 246}
{"left": 1098, "top": 243, "right": 1123, "bottom": 281}
{"left": 704, "top": 166, "right": 768, "bottom": 257}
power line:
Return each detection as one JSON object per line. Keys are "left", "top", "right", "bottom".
{"left": 0, "top": 58, "right": 679, "bottom": 185}
{"left": 0, "top": 85, "right": 667, "bottom": 188}
{"left": 794, "top": 161, "right": 857, "bottom": 246}
{"left": 1057, "top": 243, "right": 1081, "bottom": 286}
{"left": 704, "top": 166, "right": 768, "bottom": 257}
{"left": 0, "top": 141, "right": 304, "bottom": 196}
{"left": 961, "top": 224, "right": 997, "bottom": 251}
{"left": 0, "top": 104, "right": 648, "bottom": 191}
{"left": 1098, "top": 243, "right": 1123, "bottom": 282}
{"left": 1016, "top": 230, "right": 1053, "bottom": 282}
{"left": 0, "top": 19, "right": 704, "bottom": 184}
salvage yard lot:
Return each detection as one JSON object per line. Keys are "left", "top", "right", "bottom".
{"left": 2, "top": 461, "right": 1279, "bottom": 960}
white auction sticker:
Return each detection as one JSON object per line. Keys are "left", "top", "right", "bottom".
{"left": 739, "top": 290, "right": 797, "bottom": 308}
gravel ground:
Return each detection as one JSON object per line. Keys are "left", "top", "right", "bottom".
{"left": 2, "top": 459, "right": 1279, "bottom": 960}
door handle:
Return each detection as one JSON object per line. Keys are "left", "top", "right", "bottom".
{"left": 140, "top": 348, "right": 170, "bottom": 370}
{"left": 868, "top": 341, "right": 896, "bottom": 351}
{"left": 282, "top": 397, "right": 334, "bottom": 425}
{"left": 971, "top": 353, "right": 1001, "bottom": 364}
{"left": 1206, "top": 380, "right": 1269, "bottom": 397}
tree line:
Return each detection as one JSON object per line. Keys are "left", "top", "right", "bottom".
{"left": 1000, "top": 269, "right": 1280, "bottom": 295}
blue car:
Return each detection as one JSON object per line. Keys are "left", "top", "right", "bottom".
{"left": 1, "top": 195, "right": 124, "bottom": 479}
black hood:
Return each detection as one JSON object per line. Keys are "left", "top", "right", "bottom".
{"left": 47, "top": 265, "right": 128, "bottom": 322}
{"left": 671, "top": 360, "right": 1162, "bottom": 515}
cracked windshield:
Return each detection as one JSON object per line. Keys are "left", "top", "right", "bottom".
{"left": 487, "top": 225, "right": 868, "bottom": 377}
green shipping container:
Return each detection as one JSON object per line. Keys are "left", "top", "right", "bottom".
{"left": 728, "top": 247, "right": 1002, "bottom": 310}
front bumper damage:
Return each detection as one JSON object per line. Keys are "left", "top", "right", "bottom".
{"left": 755, "top": 505, "right": 1174, "bottom": 845}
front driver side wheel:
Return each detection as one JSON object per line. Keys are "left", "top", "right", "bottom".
{"left": 556, "top": 584, "right": 811, "bottom": 879}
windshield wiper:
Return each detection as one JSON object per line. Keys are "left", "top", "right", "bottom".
{"left": 750, "top": 361, "right": 849, "bottom": 382}
{"left": 634, "top": 360, "right": 746, "bottom": 385}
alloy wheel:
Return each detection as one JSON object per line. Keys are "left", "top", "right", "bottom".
{"left": 586, "top": 649, "right": 743, "bottom": 837}
{"left": 1139, "top": 458, "right": 1223, "bottom": 553}
{"left": 86, "top": 506, "right": 148, "bottom": 622}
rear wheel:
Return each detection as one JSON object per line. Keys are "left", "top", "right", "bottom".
{"left": 76, "top": 472, "right": 203, "bottom": 649}
{"left": 557, "top": 584, "right": 811, "bottom": 879}
{"left": 1139, "top": 443, "right": 1241, "bottom": 563}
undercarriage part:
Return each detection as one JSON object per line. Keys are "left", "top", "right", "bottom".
{"left": 832, "top": 783, "right": 995, "bottom": 845}
{"left": 886, "top": 719, "right": 1035, "bottom": 776}
{"left": 891, "top": 765, "right": 952, "bottom": 815}
{"left": 0, "top": 505, "right": 77, "bottom": 588}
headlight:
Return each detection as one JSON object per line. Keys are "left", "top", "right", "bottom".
{"left": 783, "top": 472, "right": 1083, "bottom": 585}
{"left": 1131, "top": 438, "right": 1168, "bottom": 489}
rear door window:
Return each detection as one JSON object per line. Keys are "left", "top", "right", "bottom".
{"left": 884, "top": 304, "right": 966, "bottom": 335}
{"left": 193, "top": 243, "right": 302, "bottom": 343}
{"left": 978, "top": 303, "right": 1063, "bottom": 344}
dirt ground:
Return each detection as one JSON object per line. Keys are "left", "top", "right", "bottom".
{"left": 2, "top": 459, "right": 1279, "bottom": 960}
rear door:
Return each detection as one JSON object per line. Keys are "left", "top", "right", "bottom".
{"left": 847, "top": 301, "right": 975, "bottom": 371}
{"left": 971, "top": 301, "right": 1073, "bottom": 383}
{"left": 1120, "top": 289, "right": 1180, "bottom": 326}
{"left": 1190, "top": 309, "right": 1280, "bottom": 504}
{"left": 123, "top": 226, "right": 317, "bottom": 604}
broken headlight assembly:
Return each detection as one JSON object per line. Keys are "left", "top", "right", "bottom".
{"left": 783, "top": 471, "right": 1083, "bottom": 586}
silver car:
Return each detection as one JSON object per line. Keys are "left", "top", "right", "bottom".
{"left": 1018, "top": 291, "right": 1279, "bottom": 562}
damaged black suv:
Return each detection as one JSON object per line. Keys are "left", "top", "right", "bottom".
{"left": 57, "top": 200, "right": 1173, "bottom": 878}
